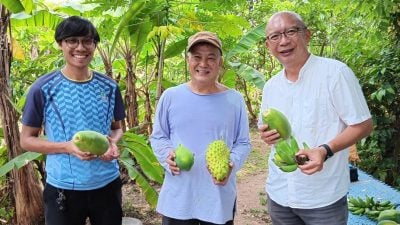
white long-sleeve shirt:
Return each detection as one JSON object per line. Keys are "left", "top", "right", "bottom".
{"left": 150, "top": 83, "right": 251, "bottom": 223}
{"left": 259, "top": 54, "right": 371, "bottom": 209}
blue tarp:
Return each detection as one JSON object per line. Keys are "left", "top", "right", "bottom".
{"left": 348, "top": 167, "right": 400, "bottom": 224}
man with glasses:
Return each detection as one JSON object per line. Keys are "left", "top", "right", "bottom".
{"left": 20, "top": 16, "right": 125, "bottom": 225}
{"left": 258, "top": 11, "right": 373, "bottom": 225}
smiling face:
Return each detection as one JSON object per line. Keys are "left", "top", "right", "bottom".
{"left": 59, "top": 36, "right": 96, "bottom": 70}
{"left": 187, "top": 43, "right": 223, "bottom": 86}
{"left": 265, "top": 12, "right": 311, "bottom": 69}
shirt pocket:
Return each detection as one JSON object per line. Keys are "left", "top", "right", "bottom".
{"left": 301, "top": 97, "right": 329, "bottom": 129}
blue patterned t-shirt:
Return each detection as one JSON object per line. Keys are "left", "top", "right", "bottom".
{"left": 22, "top": 70, "right": 125, "bottom": 190}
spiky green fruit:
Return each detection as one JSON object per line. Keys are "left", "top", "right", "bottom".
{"left": 175, "top": 144, "right": 194, "bottom": 171}
{"left": 206, "top": 140, "right": 230, "bottom": 181}
{"left": 72, "top": 130, "right": 109, "bottom": 155}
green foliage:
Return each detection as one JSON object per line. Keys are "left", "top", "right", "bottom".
{"left": 0, "top": 204, "right": 14, "bottom": 224}
{"left": 119, "top": 131, "right": 164, "bottom": 208}
{"left": 0, "top": 0, "right": 25, "bottom": 13}
{"left": 0, "top": 145, "right": 7, "bottom": 170}
{"left": 120, "top": 132, "right": 164, "bottom": 184}
{"left": 225, "top": 22, "right": 266, "bottom": 61}
{"left": 228, "top": 62, "right": 265, "bottom": 90}
{"left": 358, "top": 45, "right": 400, "bottom": 188}
{"left": 0, "top": 152, "right": 43, "bottom": 177}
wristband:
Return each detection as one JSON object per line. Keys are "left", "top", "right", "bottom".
{"left": 319, "top": 144, "right": 334, "bottom": 161}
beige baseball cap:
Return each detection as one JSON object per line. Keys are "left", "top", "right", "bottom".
{"left": 187, "top": 31, "right": 222, "bottom": 54}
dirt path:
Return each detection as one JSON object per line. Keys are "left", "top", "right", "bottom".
{"left": 235, "top": 171, "right": 271, "bottom": 225}
{"left": 234, "top": 130, "right": 272, "bottom": 225}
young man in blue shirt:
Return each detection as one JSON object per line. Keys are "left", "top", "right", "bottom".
{"left": 20, "top": 16, "right": 125, "bottom": 225}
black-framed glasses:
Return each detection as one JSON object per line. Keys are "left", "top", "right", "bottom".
{"left": 63, "top": 37, "right": 96, "bottom": 49}
{"left": 266, "top": 27, "right": 307, "bottom": 43}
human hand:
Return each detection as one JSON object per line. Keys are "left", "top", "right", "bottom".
{"left": 100, "top": 137, "right": 120, "bottom": 161}
{"left": 258, "top": 124, "right": 280, "bottom": 145}
{"left": 210, "top": 162, "right": 233, "bottom": 186}
{"left": 68, "top": 141, "right": 97, "bottom": 160}
{"left": 296, "top": 147, "right": 326, "bottom": 175}
{"left": 166, "top": 151, "right": 180, "bottom": 175}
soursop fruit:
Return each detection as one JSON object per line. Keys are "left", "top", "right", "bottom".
{"left": 206, "top": 140, "right": 230, "bottom": 181}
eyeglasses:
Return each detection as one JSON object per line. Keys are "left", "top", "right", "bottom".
{"left": 266, "top": 27, "right": 307, "bottom": 43}
{"left": 63, "top": 37, "right": 96, "bottom": 49}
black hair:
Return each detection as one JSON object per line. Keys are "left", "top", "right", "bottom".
{"left": 54, "top": 16, "right": 100, "bottom": 44}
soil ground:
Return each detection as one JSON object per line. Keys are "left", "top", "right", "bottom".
{"left": 122, "top": 130, "right": 272, "bottom": 225}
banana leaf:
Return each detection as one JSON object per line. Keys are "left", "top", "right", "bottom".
{"left": 226, "top": 22, "right": 266, "bottom": 60}
{"left": 0, "top": 0, "right": 24, "bottom": 13}
{"left": 0, "top": 152, "right": 42, "bottom": 177}
{"left": 119, "top": 132, "right": 164, "bottom": 184}
{"left": 228, "top": 62, "right": 265, "bottom": 90}
{"left": 119, "top": 154, "right": 159, "bottom": 208}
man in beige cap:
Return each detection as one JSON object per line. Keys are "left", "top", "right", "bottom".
{"left": 187, "top": 31, "right": 223, "bottom": 55}
{"left": 150, "top": 31, "right": 251, "bottom": 225}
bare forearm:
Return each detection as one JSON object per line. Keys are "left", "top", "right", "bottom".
{"left": 109, "top": 128, "right": 123, "bottom": 144}
{"left": 20, "top": 136, "right": 70, "bottom": 154}
{"left": 328, "top": 118, "right": 373, "bottom": 153}
{"left": 109, "top": 120, "right": 124, "bottom": 144}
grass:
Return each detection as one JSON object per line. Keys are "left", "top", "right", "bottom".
{"left": 237, "top": 128, "right": 270, "bottom": 180}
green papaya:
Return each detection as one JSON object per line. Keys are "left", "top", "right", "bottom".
{"left": 175, "top": 144, "right": 194, "bottom": 171}
{"left": 72, "top": 130, "right": 109, "bottom": 155}
{"left": 262, "top": 108, "right": 292, "bottom": 140}
{"left": 378, "top": 210, "right": 400, "bottom": 223}
{"left": 377, "top": 220, "right": 399, "bottom": 225}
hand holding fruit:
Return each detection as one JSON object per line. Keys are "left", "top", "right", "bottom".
{"left": 166, "top": 151, "right": 181, "bottom": 175}
{"left": 296, "top": 146, "right": 325, "bottom": 175}
{"left": 258, "top": 124, "right": 280, "bottom": 145}
{"left": 68, "top": 141, "right": 97, "bottom": 160}
{"left": 210, "top": 162, "right": 233, "bottom": 186}
{"left": 100, "top": 137, "right": 120, "bottom": 161}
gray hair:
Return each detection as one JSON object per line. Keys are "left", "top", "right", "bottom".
{"left": 266, "top": 11, "right": 307, "bottom": 33}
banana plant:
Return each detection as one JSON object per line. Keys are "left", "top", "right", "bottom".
{"left": 224, "top": 22, "right": 267, "bottom": 90}
{"left": 0, "top": 0, "right": 25, "bottom": 13}
{"left": 118, "top": 132, "right": 164, "bottom": 208}
{"left": 0, "top": 152, "right": 43, "bottom": 177}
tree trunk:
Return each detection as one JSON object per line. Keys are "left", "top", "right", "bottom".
{"left": 155, "top": 38, "right": 166, "bottom": 107}
{"left": 125, "top": 54, "right": 139, "bottom": 129}
{"left": 98, "top": 46, "right": 113, "bottom": 78}
{"left": 0, "top": 6, "right": 44, "bottom": 225}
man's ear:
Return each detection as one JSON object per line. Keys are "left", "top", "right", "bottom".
{"left": 305, "top": 29, "right": 312, "bottom": 43}
{"left": 219, "top": 56, "right": 224, "bottom": 67}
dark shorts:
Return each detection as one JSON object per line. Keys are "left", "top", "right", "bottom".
{"left": 267, "top": 195, "right": 348, "bottom": 225}
{"left": 162, "top": 216, "right": 234, "bottom": 225}
{"left": 43, "top": 177, "right": 122, "bottom": 225}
